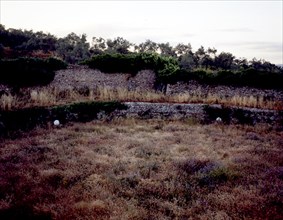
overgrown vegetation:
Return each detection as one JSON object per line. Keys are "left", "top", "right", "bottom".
{"left": 0, "top": 57, "right": 67, "bottom": 87}
{"left": 0, "top": 101, "right": 126, "bottom": 136}
{"left": 171, "top": 68, "right": 283, "bottom": 89}
{"left": 83, "top": 53, "right": 283, "bottom": 89}
{"left": 0, "top": 120, "right": 282, "bottom": 219}
{"left": 82, "top": 53, "right": 180, "bottom": 83}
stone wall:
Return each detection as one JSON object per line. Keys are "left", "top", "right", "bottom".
{"left": 167, "top": 81, "right": 283, "bottom": 101}
{"left": 114, "top": 102, "right": 282, "bottom": 125}
{"left": 1, "top": 101, "right": 282, "bottom": 137}
{"left": 49, "top": 65, "right": 156, "bottom": 91}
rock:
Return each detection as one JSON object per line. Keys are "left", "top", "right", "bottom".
{"left": 53, "top": 120, "right": 60, "bottom": 126}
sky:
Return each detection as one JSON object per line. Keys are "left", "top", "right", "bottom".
{"left": 0, "top": 0, "right": 282, "bottom": 64}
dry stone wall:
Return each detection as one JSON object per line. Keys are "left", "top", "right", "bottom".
{"left": 49, "top": 65, "right": 156, "bottom": 91}
{"left": 114, "top": 102, "right": 282, "bottom": 125}
{"left": 167, "top": 81, "right": 283, "bottom": 101}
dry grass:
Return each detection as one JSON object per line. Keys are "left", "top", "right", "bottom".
{"left": 0, "top": 94, "right": 15, "bottom": 110}
{"left": 1, "top": 86, "right": 282, "bottom": 110}
{"left": 0, "top": 119, "right": 282, "bottom": 219}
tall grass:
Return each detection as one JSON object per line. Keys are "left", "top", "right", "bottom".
{"left": 0, "top": 94, "right": 15, "bottom": 110}
{"left": 0, "top": 86, "right": 282, "bottom": 110}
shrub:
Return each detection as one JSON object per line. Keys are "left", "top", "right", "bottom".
{"left": 52, "top": 101, "right": 127, "bottom": 123}
{"left": 45, "top": 57, "right": 68, "bottom": 71}
{"left": 203, "top": 105, "right": 232, "bottom": 124}
{"left": 82, "top": 52, "right": 180, "bottom": 84}
{"left": 175, "top": 159, "right": 238, "bottom": 188}
{"left": 0, "top": 101, "right": 127, "bottom": 137}
{"left": 237, "top": 68, "right": 283, "bottom": 89}
{"left": 232, "top": 108, "right": 254, "bottom": 125}
{"left": 0, "top": 57, "right": 67, "bottom": 87}
{"left": 173, "top": 68, "right": 283, "bottom": 89}
{"left": 197, "top": 166, "right": 238, "bottom": 187}
{"left": 176, "top": 159, "right": 215, "bottom": 177}
{"left": 0, "top": 106, "right": 50, "bottom": 137}
{"left": 82, "top": 53, "right": 136, "bottom": 74}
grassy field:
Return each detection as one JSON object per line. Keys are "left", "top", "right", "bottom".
{"left": 0, "top": 119, "right": 282, "bottom": 219}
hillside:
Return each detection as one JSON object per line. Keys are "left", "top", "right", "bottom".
{"left": 1, "top": 25, "right": 283, "bottom": 220}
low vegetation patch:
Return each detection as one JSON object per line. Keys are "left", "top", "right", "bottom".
{"left": 0, "top": 101, "right": 126, "bottom": 137}
{"left": 0, "top": 57, "right": 67, "bottom": 87}
{"left": 0, "top": 120, "right": 282, "bottom": 219}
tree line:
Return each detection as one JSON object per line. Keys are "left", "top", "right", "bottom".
{"left": 1, "top": 24, "right": 281, "bottom": 72}
{"left": 0, "top": 25, "right": 282, "bottom": 89}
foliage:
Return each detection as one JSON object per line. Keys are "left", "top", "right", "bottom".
{"left": 0, "top": 57, "right": 67, "bottom": 87}
{"left": 203, "top": 105, "right": 233, "bottom": 124}
{"left": 0, "top": 24, "right": 57, "bottom": 58}
{"left": 55, "top": 33, "right": 90, "bottom": 64}
{"left": 0, "top": 101, "right": 127, "bottom": 136}
{"left": 83, "top": 53, "right": 180, "bottom": 82}
{"left": 45, "top": 57, "right": 68, "bottom": 70}
{"left": 203, "top": 105, "right": 259, "bottom": 125}
{"left": 170, "top": 68, "right": 283, "bottom": 89}
{"left": 1, "top": 24, "right": 283, "bottom": 89}
{"left": 52, "top": 101, "right": 127, "bottom": 123}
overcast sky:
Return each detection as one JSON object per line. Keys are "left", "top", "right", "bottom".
{"left": 1, "top": 0, "right": 282, "bottom": 64}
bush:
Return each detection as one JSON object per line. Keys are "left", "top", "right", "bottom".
{"left": 197, "top": 166, "right": 238, "bottom": 187}
{"left": 52, "top": 101, "right": 127, "bottom": 123}
{"left": 173, "top": 68, "right": 283, "bottom": 89}
{"left": 203, "top": 105, "right": 232, "bottom": 124}
{"left": 0, "top": 57, "right": 67, "bottom": 87}
{"left": 82, "top": 52, "right": 180, "bottom": 83}
{"left": 237, "top": 68, "right": 283, "bottom": 89}
{"left": 0, "top": 101, "right": 127, "bottom": 137}
{"left": 45, "top": 57, "right": 68, "bottom": 71}
{"left": 82, "top": 53, "right": 137, "bottom": 74}
{"left": 176, "top": 159, "right": 238, "bottom": 188}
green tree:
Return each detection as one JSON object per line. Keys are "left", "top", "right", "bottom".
{"left": 194, "top": 46, "right": 206, "bottom": 68}
{"left": 90, "top": 37, "right": 106, "bottom": 55}
{"left": 215, "top": 52, "right": 235, "bottom": 70}
{"left": 158, "top": 42, "right": 176, "bottom": 57}
{"left": 174, "top": 43, "right": 192, "bottom": 56}
{"left": 234, "top": 57, "right": 248, "bottom": 70}
{"left": 105, "top": 37, "right": 132, "bottom": 54}
{"left": 178, "top": 51, "right": 197, "bottom": 70}
{"left": 135, "top": 39, "right": 158, "bottom": 53}
{"left": 56, "top": 33, "right": 90, "bottom": 63}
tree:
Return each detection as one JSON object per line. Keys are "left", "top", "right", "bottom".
{"left": 135, "top": 39, "right": 158, "bottom": 53}
{"left": 56, "top": 33, "right": 90, "bottom": 64}
{"left": 174, "top": 43, "right": 192, "bottom": 56}
{"left": 105, "top": 37, "right": 132, "bottom": 54}
{"left": 234, "top": 57, "right": 248, "bottom": 70}
{"left": 194, "top": 46, "right": 206, "bottom": 68}
{"left": 90, "top": 37, "right": 106, "bottom": 55}
{"left": 207, "top": 47, "right": 217, "bottom": 58}
{"left": 249, "top": 58, "right": 281, "bottom": 72}
{"left": 158, "top": 42, "right": 176, "bottom": 57}
{"left": 215, "top": 52, "right": 235, "bottom": 70}
{"left": 201, "top": 54, "right": 214, "bottom": 70}
{"left": 178, "top": 51, "right": 197, "bottom": 70}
